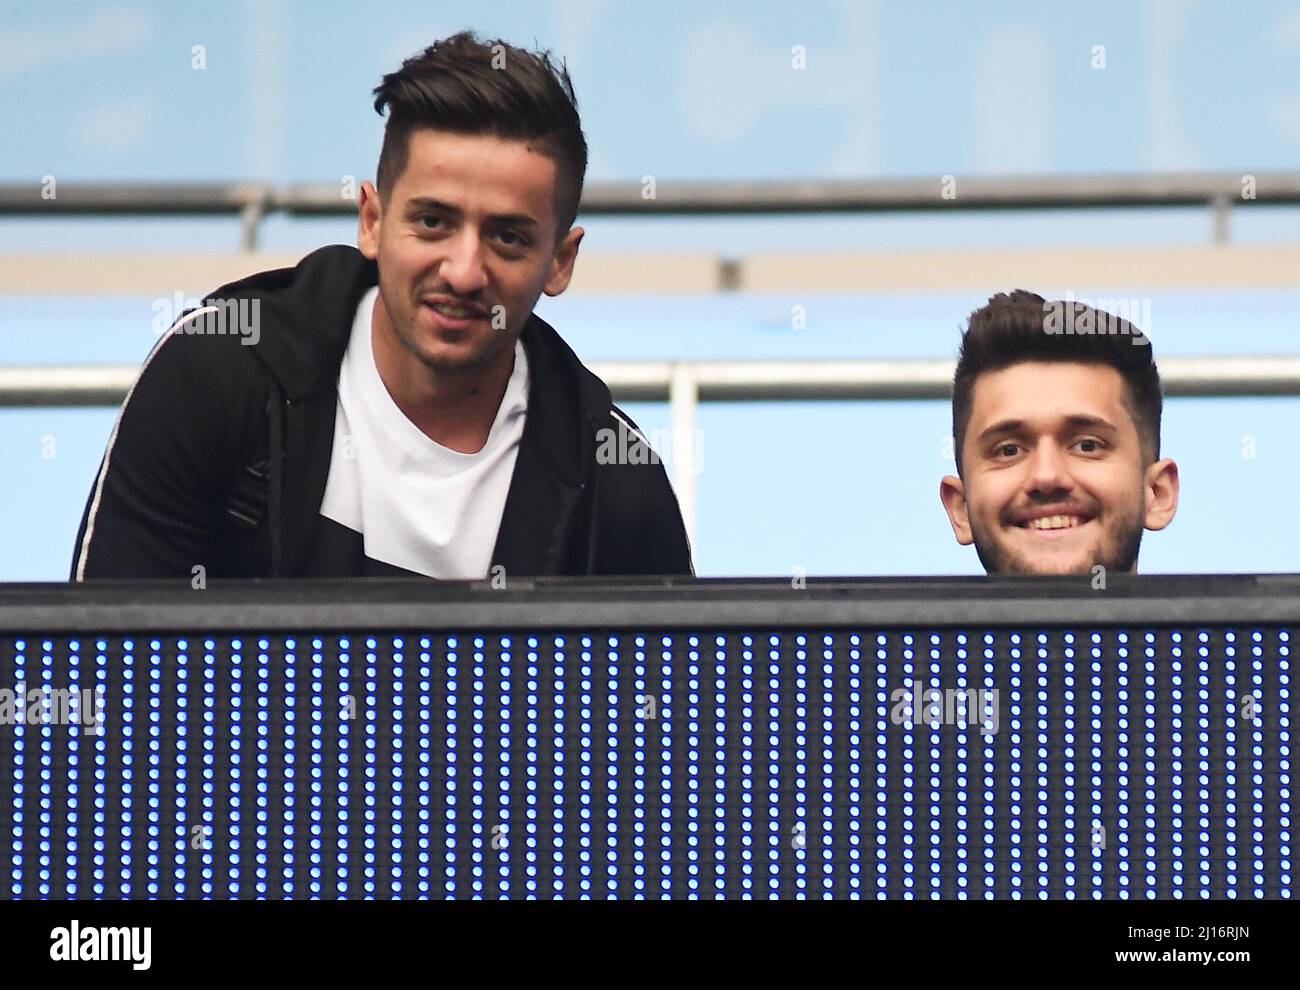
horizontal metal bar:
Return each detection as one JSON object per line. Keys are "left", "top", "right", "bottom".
{"left": 2, "top": 172, "right": 1298, "bottom": 217}
{"left": 574, "top": 172, "right": 1300, "bottom": 215}
{"left": 0, "top": 365, "right": 138, "bottom": 407}
{"left": 0, "top": 574, "right": 1297, "bottom": 632}
{"left": 2, "top": 356, "right": 1298, "bottom": 407}
{"left": 0, "top": 182, "right": 272, "bottom": 215}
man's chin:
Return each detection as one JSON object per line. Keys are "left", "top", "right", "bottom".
{"left": 973, "top": 536, "right": 1104, "bottom": 577}
{"left": 1004, "top": 557, "right": 1095, "bottom": 577}
{"left": 410, "top": 336, "right": 503, "bottom": 376}
{"left": 416, "top": 350, "right": 488, "bottom": 375}
{"left": 973, "top": 538, "right": 1142, "bottom": 576}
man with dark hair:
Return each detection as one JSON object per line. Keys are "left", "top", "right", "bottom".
{"left": 939, "top": 289, "right": 1179, "bottom": 576}
{"left": 72, "top": 32, "right": 692, "bottom": 580}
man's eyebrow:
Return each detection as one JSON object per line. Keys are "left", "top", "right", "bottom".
{"left": 1060, "top": 414, "right": 1119, "bottom": 433}
{"left": 975, "top": 415, "right": 1120, "bottom": 447}
{"left": 404, "top": 197, "right": 541, "bottom": 228}
{"left": 405, "top": 196, "right": 457, "bottom": 215}
{"left": 975, "top": 419, "right": 1027, "bottom": 447}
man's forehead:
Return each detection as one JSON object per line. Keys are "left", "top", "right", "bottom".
{"left": 395, "top": 129, "right": 558, "bottom": 215}
{"left": 968, "top": 361, "right": 1131, "bottom": 429}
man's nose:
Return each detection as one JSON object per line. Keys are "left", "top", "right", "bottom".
{"left": 439, "top": 229, "right": 490, "bottom": 296}
{"left": 1024, "top": 442, "right": 1075, "bottom": 497}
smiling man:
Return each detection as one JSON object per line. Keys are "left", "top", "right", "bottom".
{"left": 939, "top": 290, "right": 1179, "bottom": 576}
{"left": 72, "top": 32, "right": 692, "bottom": 580}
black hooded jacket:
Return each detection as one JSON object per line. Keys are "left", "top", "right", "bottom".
{"left": 71, "top": 245, "right": 693, "bottom": 580}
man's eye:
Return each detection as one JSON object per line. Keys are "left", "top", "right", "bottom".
{"left": 995, "top": 443, "right": 1021, "bottom": 458}
{"left": 1076, "top": 438, "right": 1104, "bottom": 453}
{"left": 418, "top": 215, "right": 443, "bottom": 230}
{"left": 497, "top": 230, "right": 527, "bottom": 248}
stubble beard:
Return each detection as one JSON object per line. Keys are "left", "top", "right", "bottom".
{"left": 379, "top": 280, "right": 516, "bottom": 380}
{"left": 970, "top": 502, "right": 1146, "bottom": 576}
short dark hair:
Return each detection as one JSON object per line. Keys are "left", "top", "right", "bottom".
{"left": 951, "top": 289, "right": 1163, "bottom": 475}
{"left": 372, "top": 31, "right": 588, "bottom": 234}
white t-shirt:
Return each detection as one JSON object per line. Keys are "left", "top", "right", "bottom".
{"left": 318, "top": 285, "right": 529, "bottom": 578}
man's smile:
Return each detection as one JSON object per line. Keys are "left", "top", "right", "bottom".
{"left": 1010, "top": 508, "right": 1098, "bottom": 541}
{"left": 421, "top": 295, "right": 490, "bottom": 332}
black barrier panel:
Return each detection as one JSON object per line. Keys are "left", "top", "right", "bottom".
{"left": 0, "top": 622, "right": 1291, "bottom": 899}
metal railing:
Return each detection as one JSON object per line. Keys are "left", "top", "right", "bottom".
{"left": 3, "top": 356, "right": 1299, "bottom": 545}
{"left": 4, "top": 171, "right": 1297, "bottom": 249}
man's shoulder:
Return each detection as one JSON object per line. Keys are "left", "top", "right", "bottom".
{"left": 148, "top": 302, "right": 268, "bottom": 389}
{"left": 521, "top": 312, "right": 612, "bottom": 416}
{"left": 517, "top": 317, "right": 671, "bottom": 477}
{"left": 589, "top": 404, "right": 694, "bottom": 575}
{"left": 155, "top": 245, "right": 377, "bottom": 399}
{"left": 594, "top": 405, "right": 678, "bottom": 480}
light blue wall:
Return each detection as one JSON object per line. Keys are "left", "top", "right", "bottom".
{"left": 7, "top": 1, "right": 1300, "bottom": 184}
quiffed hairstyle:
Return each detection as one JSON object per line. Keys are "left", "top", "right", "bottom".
{"left": 372, "top": 31, "right": 588, "bottom": 233}
{"left": 951, "top": 289, "right": 1163, "bottom": 475}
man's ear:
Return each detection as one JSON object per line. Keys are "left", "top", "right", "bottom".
{"left": 543, "top": 226, "right": 584, "bottom": 297}
{"left": 940, "top": 474, "right": 974, "bottom": 545}
{"left": 357, "top": 180, "right": 382, "bottom": 261}
{"left": 1143, "top": 458, "right": 1179, "bottom": 531}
